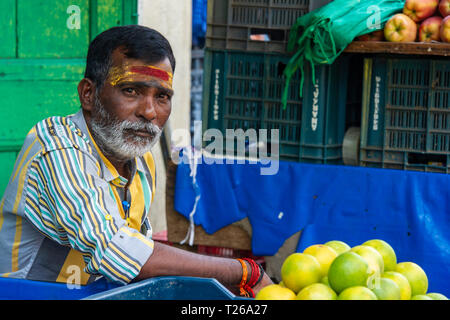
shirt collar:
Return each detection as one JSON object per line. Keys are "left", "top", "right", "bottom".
{"left": 135, "top": 156, "right": 148, "bottom": 174}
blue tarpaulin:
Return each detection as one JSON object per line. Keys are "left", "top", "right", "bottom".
{"left": 174, "top": 155, "right": 450, "bottom": 295}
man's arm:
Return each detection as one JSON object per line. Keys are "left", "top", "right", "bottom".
{"left": 134, "top": 241, "right": 273, "bottom": 295}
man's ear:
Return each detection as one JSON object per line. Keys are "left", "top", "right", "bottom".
{"left": 78, "top": 78, "right": 96, "bottom": 112}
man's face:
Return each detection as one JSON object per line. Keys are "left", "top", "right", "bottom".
{"left": 89, "top": 49, "right": 173, "bottom": 161}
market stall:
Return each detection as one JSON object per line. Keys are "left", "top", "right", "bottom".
{"left": 172, "top": 0, "right": 450, "bottom": 300}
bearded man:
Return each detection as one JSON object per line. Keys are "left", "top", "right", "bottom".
{"left": 0, "top": 25, "right": 271, "bottom": 296}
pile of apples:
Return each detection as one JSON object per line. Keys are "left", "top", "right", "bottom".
{"left": 358, "top": 0, "right": 450, "bottom": 43}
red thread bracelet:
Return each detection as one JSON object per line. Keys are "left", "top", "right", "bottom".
{"left": 237, "top": 258, "right": 264, "bottom": 298}
{"left": 243, "top": 258, "right": 260, "bottom": 297}
{"left": 236, "top": 258, "right": 249, "bottom": 297}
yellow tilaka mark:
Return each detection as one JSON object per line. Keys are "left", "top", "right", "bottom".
{"left": 107, "top": 65, "right": 173, "bottom": 89}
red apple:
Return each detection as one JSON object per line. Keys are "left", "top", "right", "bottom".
{"left": 384, "top": 14, "right": 418, "bottom": 42}
{"left": 440, "top": 15, "right": 450, "bottom": 42}
{"left": 418, "top": 16, "right": 443, "bottom": 41}
{"left": 357, "top": 30, "right": 385, "bottom": 41}
{"left": 439, "top": 0, "right": 450, "bottom": 17}
{"left": 403, "top": 0, "right": 439, "bottom": 22}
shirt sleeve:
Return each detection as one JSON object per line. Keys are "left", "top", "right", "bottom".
{"left": 24, "top": 147, "right": 154, "bottom": 284}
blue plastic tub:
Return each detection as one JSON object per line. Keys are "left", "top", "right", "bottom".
{"left": 84, "top": 276, "right": 245, "bottom": 300}
{"left": 0, "top": 276, "right": 119, "bottom": 300}
{"left": 0, "top": 276, "right": 244, "bottom": 300}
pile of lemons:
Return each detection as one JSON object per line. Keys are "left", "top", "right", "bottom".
{"left": 256, "top": 239, "right": 447, "bottom": 300}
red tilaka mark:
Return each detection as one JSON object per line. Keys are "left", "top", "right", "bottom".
{"left": 130, "top": 66, "right": 171, "bottom": 82}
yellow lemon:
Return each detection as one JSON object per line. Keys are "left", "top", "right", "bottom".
{"left": 325, "top": 240, "right": 351, "bottom": 255}
{"left": 382, "top": 271, "right": 412, "bottom": 300}
{"left": 281, "top": 253, "right": 322, "bottom": 293}
{"left": 426, "top": 293, "right": 448, "bottom": 300}
{"left": 411, "top": 295, "right": 432, "bottom": 300}
{"left": 395, "top": 262, "right": 428, "bottom": 296}
{"left": 328, "top": 252, "right": 370, "bottom": 294}
{"left": 351, "top": 245, "right": 384, "bottom": 275}
{"left": 303, "top": 244, "right": 338, "bottom": 277}
{"left": 338, "top": 286, "right": 378, "bottom": 300}
{"left": 296, "top": 283, "right": 337, "bottom": 300}
{"left": 321, "top": 276, "right": 330, "bottom": 286}
{"left": 255, "top": 284, "right": 296, "bottom": 300}
{"left": 370, "top": 277, "right": 401, "bottom": 300}
{"left": 363, "top": 239, "right": 397, "bottom": 271}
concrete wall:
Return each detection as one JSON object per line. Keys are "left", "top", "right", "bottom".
{"left": 138, "top": 0, "right": 192, "bottom": 236}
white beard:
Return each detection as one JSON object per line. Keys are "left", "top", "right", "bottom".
{"left": 90, "top": 95, "right": 162, "bottom": 161}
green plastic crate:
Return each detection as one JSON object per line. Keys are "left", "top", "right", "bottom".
{"left": 202, "top": 48, "right": 350, "bottom": 163}
{"left": 205, "top": 0, "right": 310, "bottom": 54}
{"left": 360, "top": 57, "right": 450, "bottom": 173}
{"left": 300, "top": 53, "right": 349, "bottom": 163}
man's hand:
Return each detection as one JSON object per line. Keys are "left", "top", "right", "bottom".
{"left": 252, "top": 272, "right": 274, "bottom": 297}
{"left": 226, "top": 271, "right": 273, "bottom": 297}
{"left": 136, "top": 241, "right": 275, "bottom": 298}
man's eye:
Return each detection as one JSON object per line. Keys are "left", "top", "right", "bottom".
{"left": 158, "top": 93, "right": 171, "bottom": 101}
{"left": 122, "top": 88, "right": 137, "bottom": 95}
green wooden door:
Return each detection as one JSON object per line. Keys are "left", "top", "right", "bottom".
{"left": 0, "top": 0, "right": 137, "bottom": 196}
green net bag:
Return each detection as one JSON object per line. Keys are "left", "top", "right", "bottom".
{"left": 282, "top": 0, "right": 405, "bottom": 109}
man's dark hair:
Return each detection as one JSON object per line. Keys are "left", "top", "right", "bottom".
{"left": 84, "top": 25, "right": 176, "bottom": 89}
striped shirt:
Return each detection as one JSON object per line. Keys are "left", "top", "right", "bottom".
{"left": 0, "top": 110, "right": 156, "bottom": 285}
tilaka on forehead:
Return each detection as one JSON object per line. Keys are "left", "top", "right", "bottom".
{"left": 130, "top": 66, "right": 172, "bottom": 82}
{"left": 108, "top": 65, "right": 173, "bottom": 87}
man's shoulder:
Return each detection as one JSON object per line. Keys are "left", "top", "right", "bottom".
{"left": 32, "top": 115, "right": 91, "bottom": 154}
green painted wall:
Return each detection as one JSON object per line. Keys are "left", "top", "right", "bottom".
{"left": 0, "top": 0, "right": 138, "bottom": 196}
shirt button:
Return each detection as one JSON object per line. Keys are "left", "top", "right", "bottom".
{"left": 105, "top": 214, "right": 112, "bottom": 220}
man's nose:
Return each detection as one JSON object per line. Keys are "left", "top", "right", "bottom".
{"left": 138, "top": 95, "right": 157, "bottom": 121}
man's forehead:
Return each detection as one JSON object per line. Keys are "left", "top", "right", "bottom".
{"left": 106, "top": 50, "right": 173, "bottom": 89}
{"left": 110, "top": 49, "right": 145, "bottom": 69}
{"left": 109, "top": 48, "right": 172, "bottom": 73}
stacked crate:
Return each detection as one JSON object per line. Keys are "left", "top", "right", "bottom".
{"left": 205, "top": 0, "right": 310, "bottom": 54}
{"left": 360, "top": 57, "right": 450, "bottom": 173}
{"left": 202, "top": 0, "right": 354, "bottom": 164}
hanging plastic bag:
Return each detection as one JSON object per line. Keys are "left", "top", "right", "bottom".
{"left": 282, "top": 0, "right": 405, "bottom": 109}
